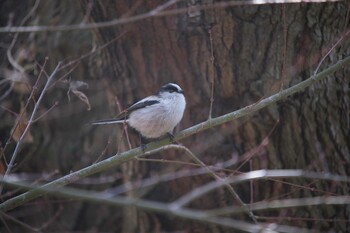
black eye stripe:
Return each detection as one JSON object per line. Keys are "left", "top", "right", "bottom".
{"left": 167, "top": 86, "right": 177, "bottom": 92}
{"left": 161, "top": 84, "right": 181, "bottom": 93}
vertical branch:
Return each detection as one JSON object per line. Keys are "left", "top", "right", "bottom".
{"left": 169, "top": 145, "right": 258, "bottom": 223}
{"left": 6, "top": 0, "right": 41, "bottom": 72}
{"left": 249, "top": 160, "right": 254, "bottom": 215}
{"left": 208, "top": 27, "right": 215, "bottom": 119}
{"left": 0, "top": 62, "right": 62, "bottom": 194}
{"left": 0, "top": 55, "right": 349, "bottom": 212}
{"left": 344, "top": 2, "right": 350, "bottom": 33}
{"left": 313, "top": 29, "right": 350, "bottom": 75}
{"left": 0, "top": 57, "right": 49, "bottom": 167}
{"left": 281, "top": 4, "right": 287, "bottom": 81}
{"left": 114, "top": 95, "right": 133, "bottom": 152}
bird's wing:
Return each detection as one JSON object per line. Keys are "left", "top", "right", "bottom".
{"left": 90, "top": 97, "right": 160, "bottom": 125}
{"left": 115, "top": 98, "right": 160, "bottom": 119}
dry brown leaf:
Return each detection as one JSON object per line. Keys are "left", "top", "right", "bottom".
{"left": 3, "top": 68, "right": 31, "bottom": 95}
{"left": 10, "top": 103, "right": 34, "bottom": 143}
{"left": 69, "top": 80, "right": 88, "bottom": 90}
{"left": 67, "top": 80, "right": 91, "bottom": 111}
{"left": 0, "top": 160, "right": 5, "bottom": 175}
{"left": 71, "top": 89, "right": 91, "bottom": 111}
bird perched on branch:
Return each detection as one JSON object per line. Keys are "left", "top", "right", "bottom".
{"left": 91, "top": 83, "right": 186, "bottom": 144}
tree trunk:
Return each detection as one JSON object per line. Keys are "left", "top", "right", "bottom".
{"left": 81, "top": 1, "right": 350, "bottom": 232}
{"left": 0, "top": 0, "right": 349, "bottom": 232}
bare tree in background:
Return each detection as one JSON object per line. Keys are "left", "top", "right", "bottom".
{"left": 0, "top": 0, "right": 349, "bottom": 232}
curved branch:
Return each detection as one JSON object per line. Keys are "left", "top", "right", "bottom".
{"left": 0, "top": 62, "right": 61, "bottom": 194}
{"left": 169, "top": 170, "right": 350, "bottom": 209}
{"left": 2, "top": 170, "right": 348, "bottom": 233}
{"left": 0, "top": 0, "right": 340, "bottom": 33}
{"left": 205, "top": 195, "right": 350, "bottom": 216}
{"left": 0, "top": 55, "right": 349, "bottom": 212}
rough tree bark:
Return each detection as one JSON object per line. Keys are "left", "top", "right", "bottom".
{"left": 80, "top": 1, "right": 350, "bottom": 232}
{"left": 0, "top": 0, "right": 349, "bottom": 232}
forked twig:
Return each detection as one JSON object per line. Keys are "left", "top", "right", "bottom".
{"left": 208, "top": 27, "right": 215, "bottom": 119}
{"left": 0, "top": 55, "right": 349, "bottom": 212}
{"left": 166, "top": 145, "right": 258, "bottom": 223}
{"left": 0, "top": 62, "right": 62, "bottom": 194}
{"left": 0, "top": 0, "right": 341, "bottom": 33}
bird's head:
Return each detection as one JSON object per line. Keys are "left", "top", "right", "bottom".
{"left": 158, "top": 83, "right": 184, "bottom": 97}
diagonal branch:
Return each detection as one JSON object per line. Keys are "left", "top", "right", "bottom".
{"left": 0, "top": 55, "right": 349, "bottom": 211}
{"left": 167, "top": 144, "right": 258, "bottom": 223}
{"left": 0, "top": 62, "right": 62, "bottom": 194}
{"left": 1, "top": 170, "right": 349, "bottom": 233}
{"left": 0, "top": 0, "right": 180, "bottom": 33}
{"left": 168, "top": 170, "right": 350, "bottom": 209}
{"left": 0, "top": 0, "right": 340, "bottom": 33}
{"left": 205, "top": 195, "right": 350, "bottom": 216}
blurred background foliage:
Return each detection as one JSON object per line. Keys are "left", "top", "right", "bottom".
{"left": 0, "top": 0, "right": 349, "bottom": 232}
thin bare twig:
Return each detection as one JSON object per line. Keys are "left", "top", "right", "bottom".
{"left": 167, "top": 170, "right": 350, "bottom": 212}
{"left": 258, "top": 215, "right": 350, "bottom": 223}
{"left": 36, "top": 204, "right": 63, "bottom": 231}
{"left": 47, "top": 31, "right": 127, "bottom": 91}
{"left": 168, "top": 145, "right": 258, "bottom": 223}
{"left": 94, "top": 138, "right": 112, "bottom": 164}
{"left": 0, "top": 62, "right": 62, "bottom": 194}
{"left": 0, "top": 78, "right": 14, "bottom": 102}
{"left": 113, "top": 94, "right": 133, "bottom": 152}
{"left": 0, "top": 57, "right": 49, "bottom": 166}
{"left": 0, "top": 0, "right": 341, "bottom": 33}
{"left": 313, "top": 29, "right": 350, "bottom": 75}
{"left": 32, "top": 101, "right": 59, "bottom": 123}
{"left": 205, "top": 195, "right": 350, "bottom": 216}
{"left": 0, "top": 212, "right": 42, "bottom": 233}
{"left": 0, "top": 55, "right": 349, "bottom": 211}
{"left": 2, "top": 170, "right": 349, "bottom": 233}
{"left": 208, "top": 27, "right": 215, "bottom": 119}
{"left": 59, "top": 31, "right": 128, "bottom": 71}
{"left": 0, "top": 0, "right": 40, "bottom": 102}
{"left": 6, "top": 0, "right": 40, "bottom": 72}
{"left": 281, "top": 4, "right": 287, "bottom": 80}
{"left": 235, "top": 120, "right": 278, "bottom": 170}
{"left": 0, "top": 0, "right": 179, "bottom": 33}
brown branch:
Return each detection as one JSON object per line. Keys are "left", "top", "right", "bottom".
{"left": 0, "top": 0, "right": 341, "bottom": 33}
{"left": 0, "top": 55, "right": 349, "bottom": 212}
{"left": 0, "top": 62, "right": 62, "bottom": 194}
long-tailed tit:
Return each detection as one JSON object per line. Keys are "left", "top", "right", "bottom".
{"left": 91, "top": 83, "right": 186, "bottom": 140}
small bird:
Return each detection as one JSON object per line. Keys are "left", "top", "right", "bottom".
{"left": 91, "top": 83, "right": 186, "bottom": 141}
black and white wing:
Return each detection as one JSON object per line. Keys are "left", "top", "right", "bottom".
{"left": 90, "top": 96, "right": 160, "bottom": 125}
{"left": 123, "top": 97, "right": 160, "bottom": 117}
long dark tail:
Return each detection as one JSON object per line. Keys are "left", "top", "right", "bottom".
{"left": 90, "top": 119, "right": 128, "bottom": 125}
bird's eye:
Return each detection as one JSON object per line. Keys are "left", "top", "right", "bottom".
{"left": 161, "top": 84, "right": 180, "bottom": 93}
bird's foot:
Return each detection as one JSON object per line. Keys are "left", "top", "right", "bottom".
{"left": 167, "top": 133, "right": 177, "bottom": 144}
{"left": 140, "top": 143, "right": 147, "bottom": 153}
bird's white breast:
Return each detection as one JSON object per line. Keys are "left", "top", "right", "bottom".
{"left": 128, "top": 93, "right": 186, "bottom": 138}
